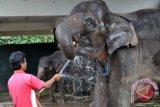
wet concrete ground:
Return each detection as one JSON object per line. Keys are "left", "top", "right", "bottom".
{"left": 0, "top": 92, "right": 91, "bottom": 107}
{"left": 1, "top": 100, "right": 160, "bottom": 107}
{"left": 0, "top": 102, "right": 90, "bottom": 107}
{"left": 0, "top": 92, "right": 160, "bottom": 107}
{"left": 1, "top": 101, "right": 160, "bottom": 107}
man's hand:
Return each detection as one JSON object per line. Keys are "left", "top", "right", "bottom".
{"left": 53, "top": 74, "right": 61, "bottom": 81}
{"left": 43, "top": 74, "right": 61, "bottom": 88}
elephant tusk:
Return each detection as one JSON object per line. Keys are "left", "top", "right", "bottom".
{"left": 109, "top": 22, "right": 116, "bottom": 32}
{"left": 130, "top": 23, "right": 138, "bottom": 46}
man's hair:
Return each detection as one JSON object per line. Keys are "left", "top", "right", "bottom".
{"left": 9, "top": 51, "right": 26, "bottom": 70}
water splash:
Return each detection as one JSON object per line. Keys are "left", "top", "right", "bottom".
{"left": 58, "top": 54, "right": 97, "bottom": 97}
{"left": 59, "top": 60, "right": 71, "bottom": 75}
{"left": 60, "top": 74, "right": 77, "bottom": 80}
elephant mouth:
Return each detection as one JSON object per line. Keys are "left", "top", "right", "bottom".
{"left": 76, "top": 43, "right": 107, "bottom": 59}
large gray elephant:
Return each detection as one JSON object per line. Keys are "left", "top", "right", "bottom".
{"left": 55, "top": 0, "right": 138, "bottom": 60}
{"left": 55, "top": 0, "right": 109, "bottom": 60}
{"left": 105, "top": 8, "right": 160, "bottom": 107}
{"left": 55, "top": 0, "right": 160, "bottom": 107}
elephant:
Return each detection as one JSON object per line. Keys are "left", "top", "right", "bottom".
{"left": 55, "top": 0, "right": 160, "bottom": 107}
{"left": 55, "top": 0, "right": 138, "bottom": 60}
{"left": 37, "top": 50, "right": 97, "bottom": 103}
{"left": 105, "top": 8, "right": 160, "bottom": 107}
{"left": 55, "top": 0, "right": 110, "bottom": 60}
{"left": 37, "top": 50, "right": 67, "bottom": 103}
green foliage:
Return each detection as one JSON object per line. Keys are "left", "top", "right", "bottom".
{"left": 0, "top": 35, "right": 54, "bottom": 45}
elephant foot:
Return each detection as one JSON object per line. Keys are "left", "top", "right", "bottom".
{"left": 46, "top": 96, "right": 56, "bottom": 103}
{"left": 57, "top": 99, "right": 65, "bottom": 104}
{"left": 89, "top": 102, "right": 93, "bottom": 107}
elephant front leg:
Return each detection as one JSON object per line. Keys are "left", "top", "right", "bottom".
{"left": 108, "top": 50, "right": 138, "bottom": 107}
{"left": 46, "top": 83, "right": 56, "bottom": 103}
{"left": 108, "top": 75, "right": 131, "bottom": 107}
{"left": 91, "top": 69, "right": 109, "bottom": 107}
{"left": 58, "top": 79, "right": 65, "bottom": 104}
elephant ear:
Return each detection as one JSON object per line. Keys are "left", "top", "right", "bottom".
{"left": 117, "top": 13, "right": 137, "bottom": 21}
{"left": 117, "top": 9, "right": 160, "bottom": 21}
{"left": 106, "top": 19, "right": 138, "bottom": 54}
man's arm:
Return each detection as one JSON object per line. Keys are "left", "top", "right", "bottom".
{"left": 29, "top": 73, "right": 60, "bottom": 90}
{"left": 42, "top": 74, "right": 60, "bottom": 88}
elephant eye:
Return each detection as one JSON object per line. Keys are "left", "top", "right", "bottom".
{"left": 85, "top": 17, "right": 97, "bottom": 28}
{"left": 44, "top": 67, "right": 49, "bottom": 71}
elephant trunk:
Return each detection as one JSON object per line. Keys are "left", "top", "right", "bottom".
{"left": 55, "top": 20, "right": 81, "bottom": 60}
{"left": 37, "top": 66, "right": 44, "bottom": 79}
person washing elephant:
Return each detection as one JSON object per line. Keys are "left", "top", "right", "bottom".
{"left": 8, "top": 51, "right": 61, "bottom": 107}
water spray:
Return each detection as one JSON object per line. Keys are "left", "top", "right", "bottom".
{"left": 59, "top": 60, "right": 71, "bottom": 75}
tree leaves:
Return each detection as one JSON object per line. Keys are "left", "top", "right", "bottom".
{"left": 0, "top": 35, "right": 54, "bottom": 45}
